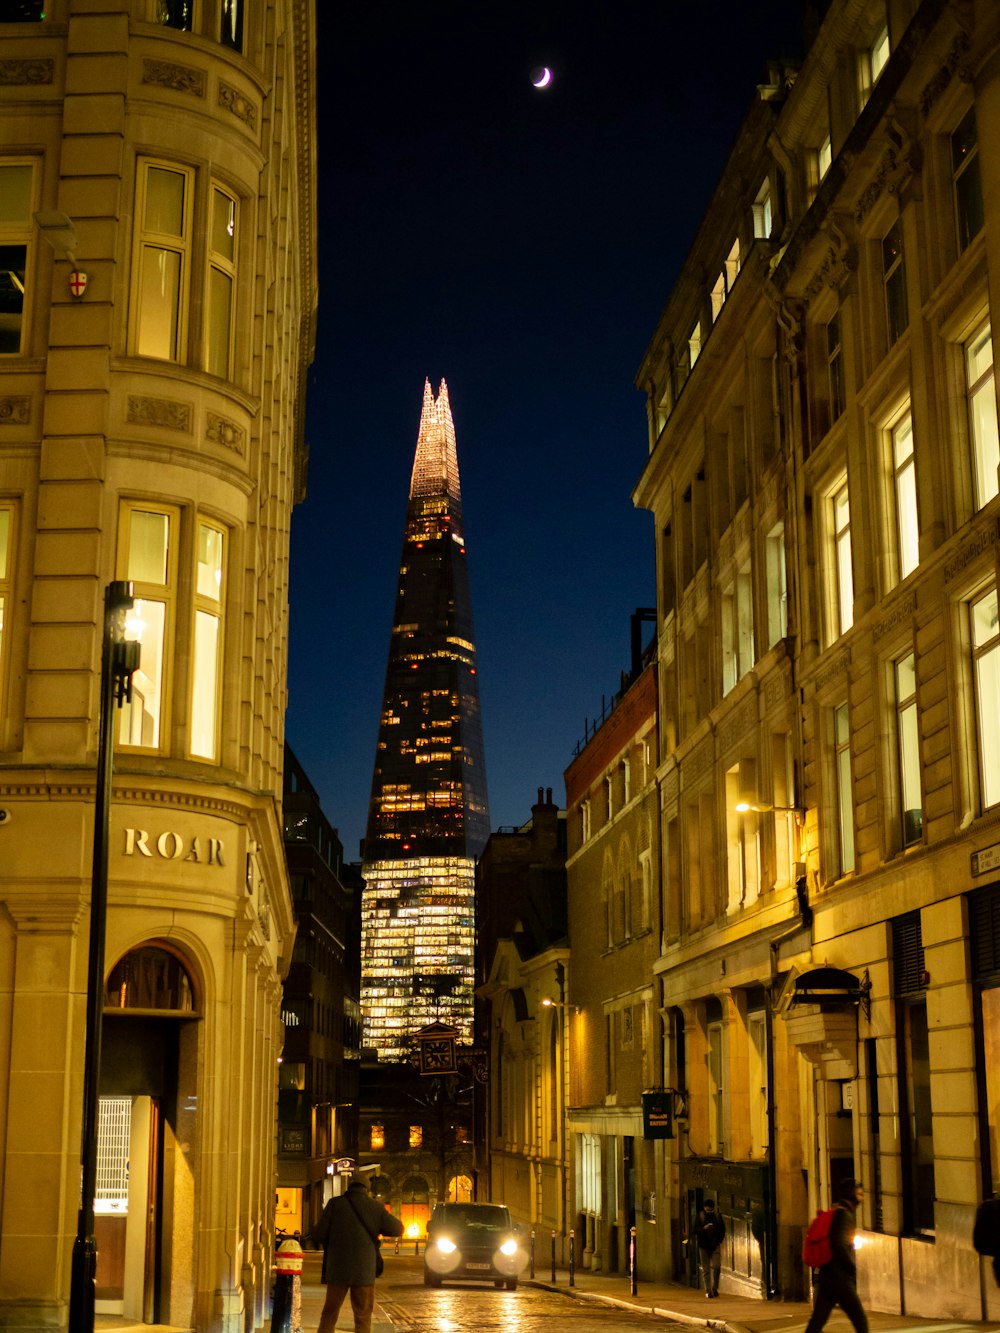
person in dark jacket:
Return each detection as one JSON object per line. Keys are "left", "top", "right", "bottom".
{"left": 313, "top": 1178, "right": 404, "bottom": 1333}
{"left": 694, "top": 1197, "right": 726, "bottom": 1297}
{"left": 804, "top": 1179, "right": 868, "bottom": 1333}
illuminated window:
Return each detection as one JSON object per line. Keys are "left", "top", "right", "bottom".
{"left": 688, "top": 321, "right": 702, "bottom": 368}
{"left": 832, "top": 481, "right": 854, "bottom": 636}
{"left": 966, "top": 320, "right": 999, "bottom": 510}
{"left": 752, "top": 178, "right": 772, "bottom": 240}
{"left": 133, "top": 161, "right": 192, "bottom": 362}
{"left": 0, "top": 160, "right": 35, "bottom": 355}
{"left": 710, "top": 239, "right": 740, "bottom": 322}
{"left": 721, "top": 559, "right": 754, "bottom": 694}
{"left": 858, "top": 24, "right": 889, "bottom": 106}
{"left": 207, "top": 186, "right": 237, "bottom": 379}
{"left": 835, "top": 702, "right": 855, "bottom": 873}
{"left": 190, "top": 521, "right": 226, "bottom": 760}
{"left": 808, "top": 136, "right": 832, "bottom": 201}
{"left": 117, "top": 503, "right": 227, "bottom": 758}
{"left": 370, "top": 1124, "right": 385, "bottom": 1151}
{"left": 972, "top": 587, "right": 1000, "bottom": 810}
{"left": 952, "top": 107, "right": 983, "bottom": 254}
{"left": 409, "top": 1125, "right": 423, "bottom": 1148}
{"left": 891, "top": 411, "right": 918, "bottom": 580}
{"left": 895, "top": 652, "right": 922, "bottom": 846}
{"left": 765, "top": 523, "right": 787, "bottom": 649}
{"left": 118, "top": 505, "right": 176, "bottom": 749}
{"left": 882, "top": 219, "right": 907, "bottom": 347}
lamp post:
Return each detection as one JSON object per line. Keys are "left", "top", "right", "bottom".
{"left": 68, "top": 581, "right": 140, "bottom": 1333}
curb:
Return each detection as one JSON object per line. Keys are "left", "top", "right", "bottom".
{"left": 525, "top": 1277, "right": 752, "bottom": 1333}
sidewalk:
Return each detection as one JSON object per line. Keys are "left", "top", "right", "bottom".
{"left": 297, "top": 1247, "right": 1000, "bottom": 1333}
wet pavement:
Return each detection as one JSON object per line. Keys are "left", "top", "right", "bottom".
{"left": 297, "top": 1247, "right": 1000, "bottom": 1333}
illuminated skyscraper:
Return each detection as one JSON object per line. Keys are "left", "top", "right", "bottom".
{"left": 361, "top": 379, "right": 490, "bottom": 1060}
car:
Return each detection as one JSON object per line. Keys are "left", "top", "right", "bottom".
{"left": 422, "top": 1202, "right": 527, "bottom": 1290}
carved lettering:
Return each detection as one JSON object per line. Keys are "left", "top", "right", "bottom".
{"left": 944, "top": 523, "right": 999, "bottom": 582}
{"left": 209, "top": 838, "right": 225, "bottom": 866}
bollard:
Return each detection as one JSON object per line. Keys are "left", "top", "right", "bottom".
{"left": 551, "top": 1229, "right": 556, "bottom": 1283}
{"left": 630, "top": 1225, "right": 637, "bottom": 1296}
{"left": 414, "top": 1235, "right": 420, "bottom": 1257}
{"left": 271, "top": 1238, "right": 303, "bottom": 1333}
{"left": 530, "top": 1229, "right": 535, "bottom": 1279}
{"left": 569, "top": 1228, "right": 575, "bottom": 1288}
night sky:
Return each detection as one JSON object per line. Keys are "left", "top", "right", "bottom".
{"left": 285, "top": 0, "right": 805, "bottom": 861}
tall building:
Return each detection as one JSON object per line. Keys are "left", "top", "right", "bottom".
{"left": 361, "top": 379, "right": 489, "bottom": 1060}
{"left": 0, "top": 3, "right": 315, "bottom": 1331}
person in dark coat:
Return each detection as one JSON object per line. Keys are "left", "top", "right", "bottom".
{"left": 694, "top": 1197, "right": 726, "bottom": 1297}
{"left": 804, "top": 1179, "right": 868, "bottom": 1333}
{"left": 313, "top": 1178, "right": 403, "bottom": 1333}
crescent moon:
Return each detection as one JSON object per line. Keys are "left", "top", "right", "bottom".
{"left": 531, "top": 66, "right": 552, "bottom": 89}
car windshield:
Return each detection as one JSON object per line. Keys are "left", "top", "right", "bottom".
{"left": 435, "top": 1204, "right": 509, "bottom": 1231}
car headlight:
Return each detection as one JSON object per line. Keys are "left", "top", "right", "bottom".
{"left": 435, "top": 1237, "right": 457, "bottom": 1254}
{"left": 499, "top": 1238, "right": 518, "bottom": 1257}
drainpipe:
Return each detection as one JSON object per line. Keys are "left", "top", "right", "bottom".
{"left": 764, "top": 997, "right": 779, "bottom": 1300}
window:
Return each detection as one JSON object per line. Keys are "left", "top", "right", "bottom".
{"left": 966, "top": 320, "right": 999, "bottom": 510}
{"left": 0, "top": 503, "right": 12, "bottom": 709}
{"left": 117, "top": 503, "right": 227, "bottom": 759}
{"left": 581, "top": 799, "right": 591, "bottom": 843}
{"left": 370, "top": 1123, "right": 385, "bottom": 1151}
{"left": 727, "top": 762, "right": 760, "bottom": 912}
{"left": 859, "top": 24, "right": 889, "bottom": 106}
{"left": 827, "top": 313, "right": 845, "bottom": 422}
{"left": 833, "top": 481, "right": 854, "bottom": 635}
{"left": 883, "top": 219, "right": 908, "bottom": 346}
{"left": 157, "top": 0, "right": 192, "bottom": 30}
{"left": 409, "top": 1124, "right": 423, "bottom": 1149}
{"left": 0, "top": 161, "right": 35, "bottom": 355}
{"left": 809, "top": 136, "right": 832, "bottom": 200}
{"left": 220, "top": 0, "right": 243, "bottom": 49}
{"left": 952, "top": 107, "right": 983, "bottom": 254}
{"left": 747, "top": 1008, "right": 768, "bottom": 1158}
{"left": 972, "top": 587, "right": 1000, "bottom": 810}
{"left": 207, "top": 186, "right": 237, "bottom": 378}
{"left": 752, "top": 179, "right": 772, "bottom": 240}
{"left": 119, "top": 506, "right": 175, "bottom": 749}
{"left": 711, "top": 239, "right": 741, "bottom": 322}
{"left": 835, "top": 702, "right": 855, "bottom": 873}
{"left": 689, "top": 321, "right": 702, "bottom": 368}
{"left": 891, "top": 411, "right": 919, "bottom": 579}
{"left": 765, "top": 523, "right": 788, "bottom": 648}
{"left": 707, "top": 1017, "right": 724, "bottom": 1153}
{"left": 893, "top": 913, "right": 934, "bottom": 1236}
{"left": 0, "top": 0, "right": 45, "bottom": 17}
{"left": 895, "top": 652, "right": 922, "bottom": 846}
{"left": 190, "top": 521, "right": 225, "bottom": 760}
{"left": 721, "top": 560, "right": 754, "bottom": 693}
{"left": 133, "top": 161, "right": 192, "bottom": 362}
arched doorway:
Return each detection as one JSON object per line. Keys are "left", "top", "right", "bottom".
{"left": 97, "top": 943, "right": 200, "bottom": 1322}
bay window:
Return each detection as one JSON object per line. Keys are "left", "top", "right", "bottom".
{"left": 117, "top": 503, "right": 228, "bottom": 760}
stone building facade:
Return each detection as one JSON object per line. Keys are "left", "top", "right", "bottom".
{"left": 633, "top": 0, "right": 1000, "bottom": 1317}
{"left": 562, "top": 662, "right": 663, "bottom": 1279}
{"left": 476, "top": 790, "right": 569, "bottom": 1245}
{"left": 0, "top": 2, "right": 315, "bottom": 1331}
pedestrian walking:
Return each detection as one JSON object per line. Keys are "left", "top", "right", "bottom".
{"left": 694, "top": 1197, "right": 725, "bottom": 1297}
{"left": 312, "top": 1178, "right": 403, "bottom": 1333}
{"left": 804, "top": 1179, "right": 868, "bottom": 1333}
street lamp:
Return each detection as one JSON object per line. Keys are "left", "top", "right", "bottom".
{"left": 69, "top": 581, "right": 140, "bottom": 1333}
